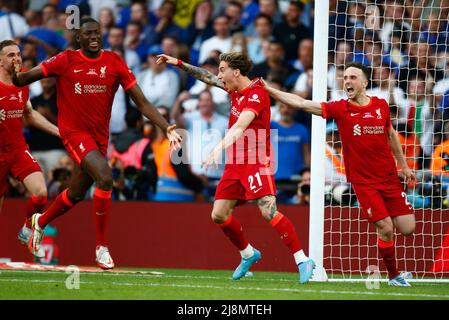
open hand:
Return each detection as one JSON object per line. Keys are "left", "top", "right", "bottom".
{"left": 401, "top": 167, "right": 418, "bottom": 186}
{"left": 167, "top": 124, "right": 182, "bottom": 151}
{"left": 156, "top": 54, "right": 178, "bottom": 66}
{"left": 201, "top": 149, "right": 221, "bottom": 172}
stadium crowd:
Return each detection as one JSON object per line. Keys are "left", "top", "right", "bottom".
{"left": 1, "top": 0, "right": 449, "bottom": 207}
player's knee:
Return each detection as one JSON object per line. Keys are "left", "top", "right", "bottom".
{"left": 96, "top": 172, "right": 113, "bottom": 190}
{"left": 211, "top": 210, "right": 227, "bottom": 224}
{"left": 32, "top": 186, "right": 47, "bottom": 199}
{"left": 379, "top": 227, "right": 394, "bottom": 240}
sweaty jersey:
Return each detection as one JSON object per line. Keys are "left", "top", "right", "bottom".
{"left": 0, "top": 82, "right": 29, "bottom": 151}
{"left": 321, "top": 96, "right": 398, "bottom": 185}
{"left": 228, "top": 78, "right": 271, "bottom": 164}
{"left": 40, "top": 49, "right": 136, "bottom": 142}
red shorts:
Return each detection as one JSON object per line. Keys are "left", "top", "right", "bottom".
{"left": 215, "top": 162, "right": 276, "bottom": 204}
{"left": 352, "top": 180, "right": 414, "bottom": 223}
{"left": 0, "top": 147, "right": 42, "bottom": 196}
{"left": 62, "top": 131, "right": 108, "bottom": 165}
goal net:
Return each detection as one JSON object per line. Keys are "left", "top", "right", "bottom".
{"left": 312, "top": 0, "right": 449, "bottom": 281}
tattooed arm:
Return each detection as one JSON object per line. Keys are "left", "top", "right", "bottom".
{"left": 156, "top": 54, "right": 226, "bottom": 91}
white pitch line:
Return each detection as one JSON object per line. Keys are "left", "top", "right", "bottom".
{"left": 1, "top": 278, "right": 449, "bottom": 299}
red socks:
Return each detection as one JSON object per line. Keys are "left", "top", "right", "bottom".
{"left": 378, "top": 238, "right": 400, "bottom": 280}
{"left": 93, "top": 188, "right": 112, "bottom": 247}
{"left": 218, "top": 215, "right": 248, "bottom": 250}
{"left": 39, "top": 189, "right": 73, "bottom": 228}
{"left": 270, "top": 213, "right": 303, "bottom": 253}
{"left": 25, "top": 195, "right": 47, "bottom": 228}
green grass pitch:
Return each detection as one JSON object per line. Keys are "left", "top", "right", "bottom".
{"left": 1, "top": 268, "right": 449, "bottom": 300}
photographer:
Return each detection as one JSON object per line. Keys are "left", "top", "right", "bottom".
{"left": 291, "top": 167, "right": 310, "bottom": 205}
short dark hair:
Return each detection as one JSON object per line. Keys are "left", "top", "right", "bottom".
{"left": 254, "top": 13, "right": 273, "bottom": 26}
{"left": 125, "top": 108, "right": 143, "bottom": 128}
{"left": 219, "top": 52, "right": 253, "bottom": 76}
{"left": 0, "top": 39, "right": 17, "bottom": 53}
{"left": 345, "top": 62, "right": 371, "bottom": 80}
{"left": 80, "top": 17, "right": 99, "bottom": 28}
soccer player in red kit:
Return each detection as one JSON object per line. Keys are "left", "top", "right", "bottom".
{"left": 264, "top": 62, "right": 417, "bottom": 286}
{"left": 12, "top": 18, "right": 182, "bottom": 269}
{"left": 0, "top": 40, "right": 60, "bottom": 255}
{"left": 157, "top": 52, "right": 315, "bottom": 283}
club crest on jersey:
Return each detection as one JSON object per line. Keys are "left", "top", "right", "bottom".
{"left": 248, "top": 94, "right": 260, "bottom": 103}
{"left": 18, "top": 91, "right": 23, "bottom": 103}
{"left": 237, "top": 96, "right": 245, "bottom": 105}
{"left": 100, "top": 66, "right": 107, "bottom": 78}
{"left": 376, "top": 108, "right": 382, "bottom": 119}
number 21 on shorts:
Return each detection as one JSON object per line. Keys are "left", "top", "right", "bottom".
{"left": 248, "top": 172, "right": 263, "bottom": 193}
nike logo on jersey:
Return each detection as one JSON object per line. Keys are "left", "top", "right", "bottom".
{"left": 350, "top": 113, "right": 359, "bottom": 116}
{"left": 74, "top": 69, "right": 84, "bottom": 73}
{"left": 253, "top": 187, "right": 263, "bottom": 193}
{"left": 0, "top": 96, "right": 6, "bottom": 100}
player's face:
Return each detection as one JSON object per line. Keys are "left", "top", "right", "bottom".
{"left": 78, "top": 22, "right": 102, "bottom": 53}
{"left": 217, "top": 61, "right": 237, "bottom": 91}
{"left": 0, "top": 45, "right": 21, "bottom": 74}
{"left": 343, "top": 67, "right": 367, "bottom": 100}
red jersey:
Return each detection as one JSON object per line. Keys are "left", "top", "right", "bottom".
{"left": 0, "top": 82, "right": 29, "bottom": 151}
{"left": 228, "top": 78, "right": 271, "bottom": 164}
{"left": 321, "top": 96, "right": 398, "bottom": 185}
{"left": 40, "top": 49, "right": 136, "bottom": 142}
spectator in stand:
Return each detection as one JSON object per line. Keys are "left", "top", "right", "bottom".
{"left": 225, "top": 1, "right": 245, "bottom": 35}
{"left": 244, "top": 0, "right": 282, "bottom": 38}
{"left": 379, "top": 1, "right": 412, "bottom": 53}
{"left": 367, "top": 62, "right": 409, "bottom": 126}
{"left": 106, "top": 26, "right": 141, "bottom": 74}
{"left": 184, "top": 0, "right": 215, "bottom": 65}
{"left": 430, "top": 122, "right": 449, "bottom": 178}
{"left": 273, "top": 1, "right": 311, "bottom": 61}
{"left": 124, "top": 21, "right": 149, "bottom": 63}
{"left": 328, "top": 41, "right": 353, "bottom": 91}
{"left": 98, "top": 7, "right": 116, "bottom": 44}
{"left": 198, "top": 15, "right": 232, "bottom": 64}
{"left": 151, "top": 106, "right": 205, "bottom": 202}
{"left": 184, "top": 57, "right": 229, "bottom": 115}
{"left": 406, "top": 74, "right": 437, "bottom": 169}
{"left": 249, "top": 40, "right": 295, "bottom": 87}
{"left": 171, "top": 90, "right": 228, "bottom": 190}
{"left": 27, "top": 76, "right": 65, "bottom": 177}
{"left": 0, "top": 1, "right": 29, "bottom": 42}
{"left": 136, "top": 46, "right": 180, "bottom": 108}
{"left": 290, "top": 167, "right": 311, "bottom": 205}
{"left": 172, "top": 0, "right": 203, "bottom": 28}
{"left": 247, "top": 14, "right": 273, "bottom": 65}
{"left": 110, "top": 108, "right": 158, "bottom": 200}
{"left": 271, "top": 102, "right": 310, "bottom": 202}
{"left": 240, "top": 0, "right": 260, "bottom": 28}
{"left": 324, "top": 122, "right": 346, "bottom": 186}
{"left": 109, "top": 45, "right": 132, "bottom": 137}
{"left": 330, "top": 65, "right": 346, "bottom": 101}
{"left": 145, "top": 0, "right": 183, "bottom": 46}
{"left": 230, "top": 32, "right": 248, "bottom": 55}
{"left": 41, "top": 3, "right": 58, "bottom": 25}
{"left": 290, "top": 38, "right": 313, "bottom": 92}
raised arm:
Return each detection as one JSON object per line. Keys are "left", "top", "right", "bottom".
{"left": 263, "top": 80, "right": 323, "bottom": 116}
{"left": 23, "top": 100, "right": 60, "bottom": 137}
{"left": 156, "top": 54, "right": 226, "bottom": 91}
{"left": 127, "top": 84, "right": 182, "bottom": 150}
{"left": 12, "top": 61, "right": 46, "bottom": 87}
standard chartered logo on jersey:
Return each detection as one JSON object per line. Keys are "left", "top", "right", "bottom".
{"left": 74, "top": 82, "right": 107, "bottom": 94}
{"left": 353, "top": 124, "right": 361, "bottom": 136}
{"left": 74, "top": 82, "right": 82, "bottom": 94}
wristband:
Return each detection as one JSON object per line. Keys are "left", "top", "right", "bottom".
{"left": 177, "top": 59, "right": 183, "bottom": 66}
